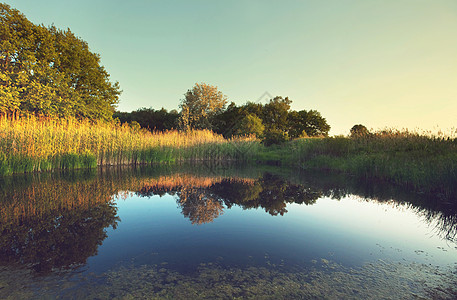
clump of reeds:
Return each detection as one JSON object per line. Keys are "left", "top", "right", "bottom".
{"left": 290, "top": 129, "right": 457, "bottom": 195}
{"left": 0, "top": 116, "right": 260, "bottom": 175}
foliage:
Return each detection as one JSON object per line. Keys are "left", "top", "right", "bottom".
{"left": 212, "top": 102, "right": 242, "bottom": 137}
{"left": 289, "top": 129, "right": 457, "bottom": 196}
{"left": 0, "top": 3, "right": 120, "bottom": 120}
{"left": 262, "top": 96, "right": 291, "bottom": 132}
{"left": 210, "top": 97, "right": 330, "bottom": 142}
{"left": 234, "top": 113, "right": 264, "bottom": 137}
{"left": 288, "top": 109, "right": 330, "bottom": 138}
{"left": 262, "top": 128, "right": 289, "bottom": 146}
{"left": 179, "top": 83, "right": 227, "bottom": 130}
{"left": 350, "top": 124, "right": 370, "bottom": 137}
{"left": 114, "top": 107, "right": 179, "bottom": 131}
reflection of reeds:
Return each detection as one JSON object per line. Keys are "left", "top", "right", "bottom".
{"left": 0, "top": 117, "right": 259, "bottom": 175}
{"left": 413, "top": 206, "right": 457, "bottom": 243}
{"left": 0, "top": 178, "right": 115, "bottom": 224}
{"left": 139, "top": 174, "right": 255, "bottom": 193}
{"left": 1, "top": 166, "right": 456, "bottom": 240}
{"left": 0, "top": 171, "right": 255, "bottom": 225}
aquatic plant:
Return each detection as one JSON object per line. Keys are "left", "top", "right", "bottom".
{"left": 0, "top": 116, "right": 259, "bottom": 174}
{"left": 287, "top": 129, "right": 457, "bottom": 196}
{"left": 3, "top": 259, "right": 455, "bottom": 299}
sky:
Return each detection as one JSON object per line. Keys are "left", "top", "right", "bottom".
{"left": 4, "top": 0, "right": 457, "bottom": 135}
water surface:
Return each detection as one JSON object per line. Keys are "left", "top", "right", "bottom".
{"left": 0, "top": 164, "right": 456, "bottom": 299}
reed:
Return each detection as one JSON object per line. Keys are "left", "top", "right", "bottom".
{"left": 0, "top": 116, "right": 259, "bottom": 175}
{"left": 288, "top": 129, "right": 457, "bottom": 195}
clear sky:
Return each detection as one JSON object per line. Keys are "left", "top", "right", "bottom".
{"left": 5, "top": 0, "right": 457, "bottom": 135}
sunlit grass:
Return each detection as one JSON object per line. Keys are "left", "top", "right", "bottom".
{"left": 289, "top": 129, "right": 457, "bottom": 194}
{"left": 2, "top": 117, "right": 456, "bottom": 197}
{"left": 0, "top": 117, "right": 259, "bottom": 175}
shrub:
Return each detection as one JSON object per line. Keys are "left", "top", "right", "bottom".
{"left": 263, "top": 129, "right": 289, "bottom": 146}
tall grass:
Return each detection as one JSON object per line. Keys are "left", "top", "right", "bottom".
{"left": 0, "top": 116, "right": 260, "bottom": 175}
{"left": 289, "top": 129, "right": 457, "bottom": 195}
{"left": 3, "top": 117, "right": 456, "bottom": 197}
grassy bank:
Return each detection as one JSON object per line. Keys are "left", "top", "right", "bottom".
{"left": 0, "top": 117, "right": 259, "bottom": 175}
{"left": 1, "top": 117, "right": 456, "bottom": 197}
{"left": 283, "top": 130, "right": 457, "bottom": 196}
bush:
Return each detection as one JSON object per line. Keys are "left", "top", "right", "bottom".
{"left": 350, "top": 124, "right": 370, "bottom": 138}
{"left": 263, "top": 129, "right": 289, "bottom": 146}
{"left": 234, "top": 114, "right": 265, "bottom": 138}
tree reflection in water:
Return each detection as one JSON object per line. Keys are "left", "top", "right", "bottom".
{"left": 138, "top": 173, "right": 323, "bottom": 224}
{"left": 0, "top": 203, "right": 118, "bottom": 274}
{"left": 0, "top": 165, "right": 456, "bottom": 275}
{"left": 0, "top": 171, "right": 121, "bottom": 274}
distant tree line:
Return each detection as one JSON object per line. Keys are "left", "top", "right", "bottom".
{"left": 211, "top": 97, "right": 330, "bottom": 144}
{"left": 116, "top": 83, "right": 330, "bottom": 144}
{"left": 114, "top": 108, "right": 179, "bottom": 131}
{"left": 0, "top": 4, "right": 120, "bottom": 120}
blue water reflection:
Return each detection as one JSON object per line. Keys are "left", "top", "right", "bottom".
{"left": 89, "top": 192, "right": 456, "bottom": 277}
{"left": 0, "top": 165, "right": 456, "bottom": 298}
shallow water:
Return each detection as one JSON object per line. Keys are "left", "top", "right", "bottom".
{"left": 0, "top": 164, "right": 456, "bottom": 299}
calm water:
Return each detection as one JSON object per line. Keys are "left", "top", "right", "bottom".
{"left": 0, "top": 164, "right": 456, "bottom": 299}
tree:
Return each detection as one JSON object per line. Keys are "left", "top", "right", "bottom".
{"left": 0, "top": 4, "right": 120, "bottom": 119}
{"left": 179, "top": 83, "right": 227, "bottom": 130}
{"left": 289, "top": 109, "right": 330, "bottom": 138}
{"left": 262, "top": 96, "right": 292, "bottom": 132}
{"left": 234, "top": 113, "right": 265, "bottom": 137}
{"left": 212, "top": 102, "right": 243, "bottom": 137}
{"left": 240, "top": 101, "right": 263, "bottom": 117}
{"left": 262, "top": 128, "right": 289, "bottom": 146}
{"left": 350, "top": 124, "right": 370, "bottom": 137}
{"left": 114, "top": 108, "right": 179, "bottom": 131}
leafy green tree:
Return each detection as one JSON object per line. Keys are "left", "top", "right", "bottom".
{"left": 212, "top": 96, "right": 330, "bottom": 142}
{"left": 212, "top": 102, "right": 243, "bottom": 137}
{"left": 0, "top": 3, "right": 120, "bottom": 119}
{"left": 350, "top": 124, "right": 370, "bottom": 137}
{"left": 240, "top": 101, "right": 263, "bottom": 117}
{"left": 114, "top": 108, "right": 179, "bottom": 131}
{"left": 234, "top": 113, "right": 265, "bottom": 137}
{"left": 288, "top": 109, "right": 330, "bottom": 138}
{"left": 179, "top": 83, "right": 227, "bottom": 130}
{"left": 304, "top": 110, "right": 330, "bottom": 137}
{"left": 263, "top": 128, "right": 289, "bottom": 146}
{"left": 262, "top": 96, "right": 292, "bottom": 132}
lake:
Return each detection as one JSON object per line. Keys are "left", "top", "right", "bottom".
{"left": 0, "top": 164, "right": 456, "bottom": 299}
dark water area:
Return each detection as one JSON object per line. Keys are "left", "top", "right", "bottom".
{"left": 0, "top": 164, "right": 456, "bottom": 299}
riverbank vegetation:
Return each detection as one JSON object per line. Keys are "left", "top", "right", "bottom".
{"left": 0, "top": 116, "right": 259, "bottom": 175}
{"left": 289, "top": 129, "right": 457, "bottom": 197}
{"left": 1, "top": 3, "right": 456, "bottom": 198}
{"left": 1, "top": 115, "right": 456, "bottom": 199}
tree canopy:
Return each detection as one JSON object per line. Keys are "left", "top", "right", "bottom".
{"left": 114, "top": 107, "right": 179, "bottom": 131}
{"left": 178, "top": 83, "right": 227, "bottom": 130}
{"left": 212, "top": 96, "right": 330, "bottom": 143}
{"left": 234, "top": 113, "right": 265, "bottom": 137}
{"left": 0, "top": 4, "right": 120, "bottom": 119}
{"left": 350, "top": 124, "right": 370, "bottom": 137}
